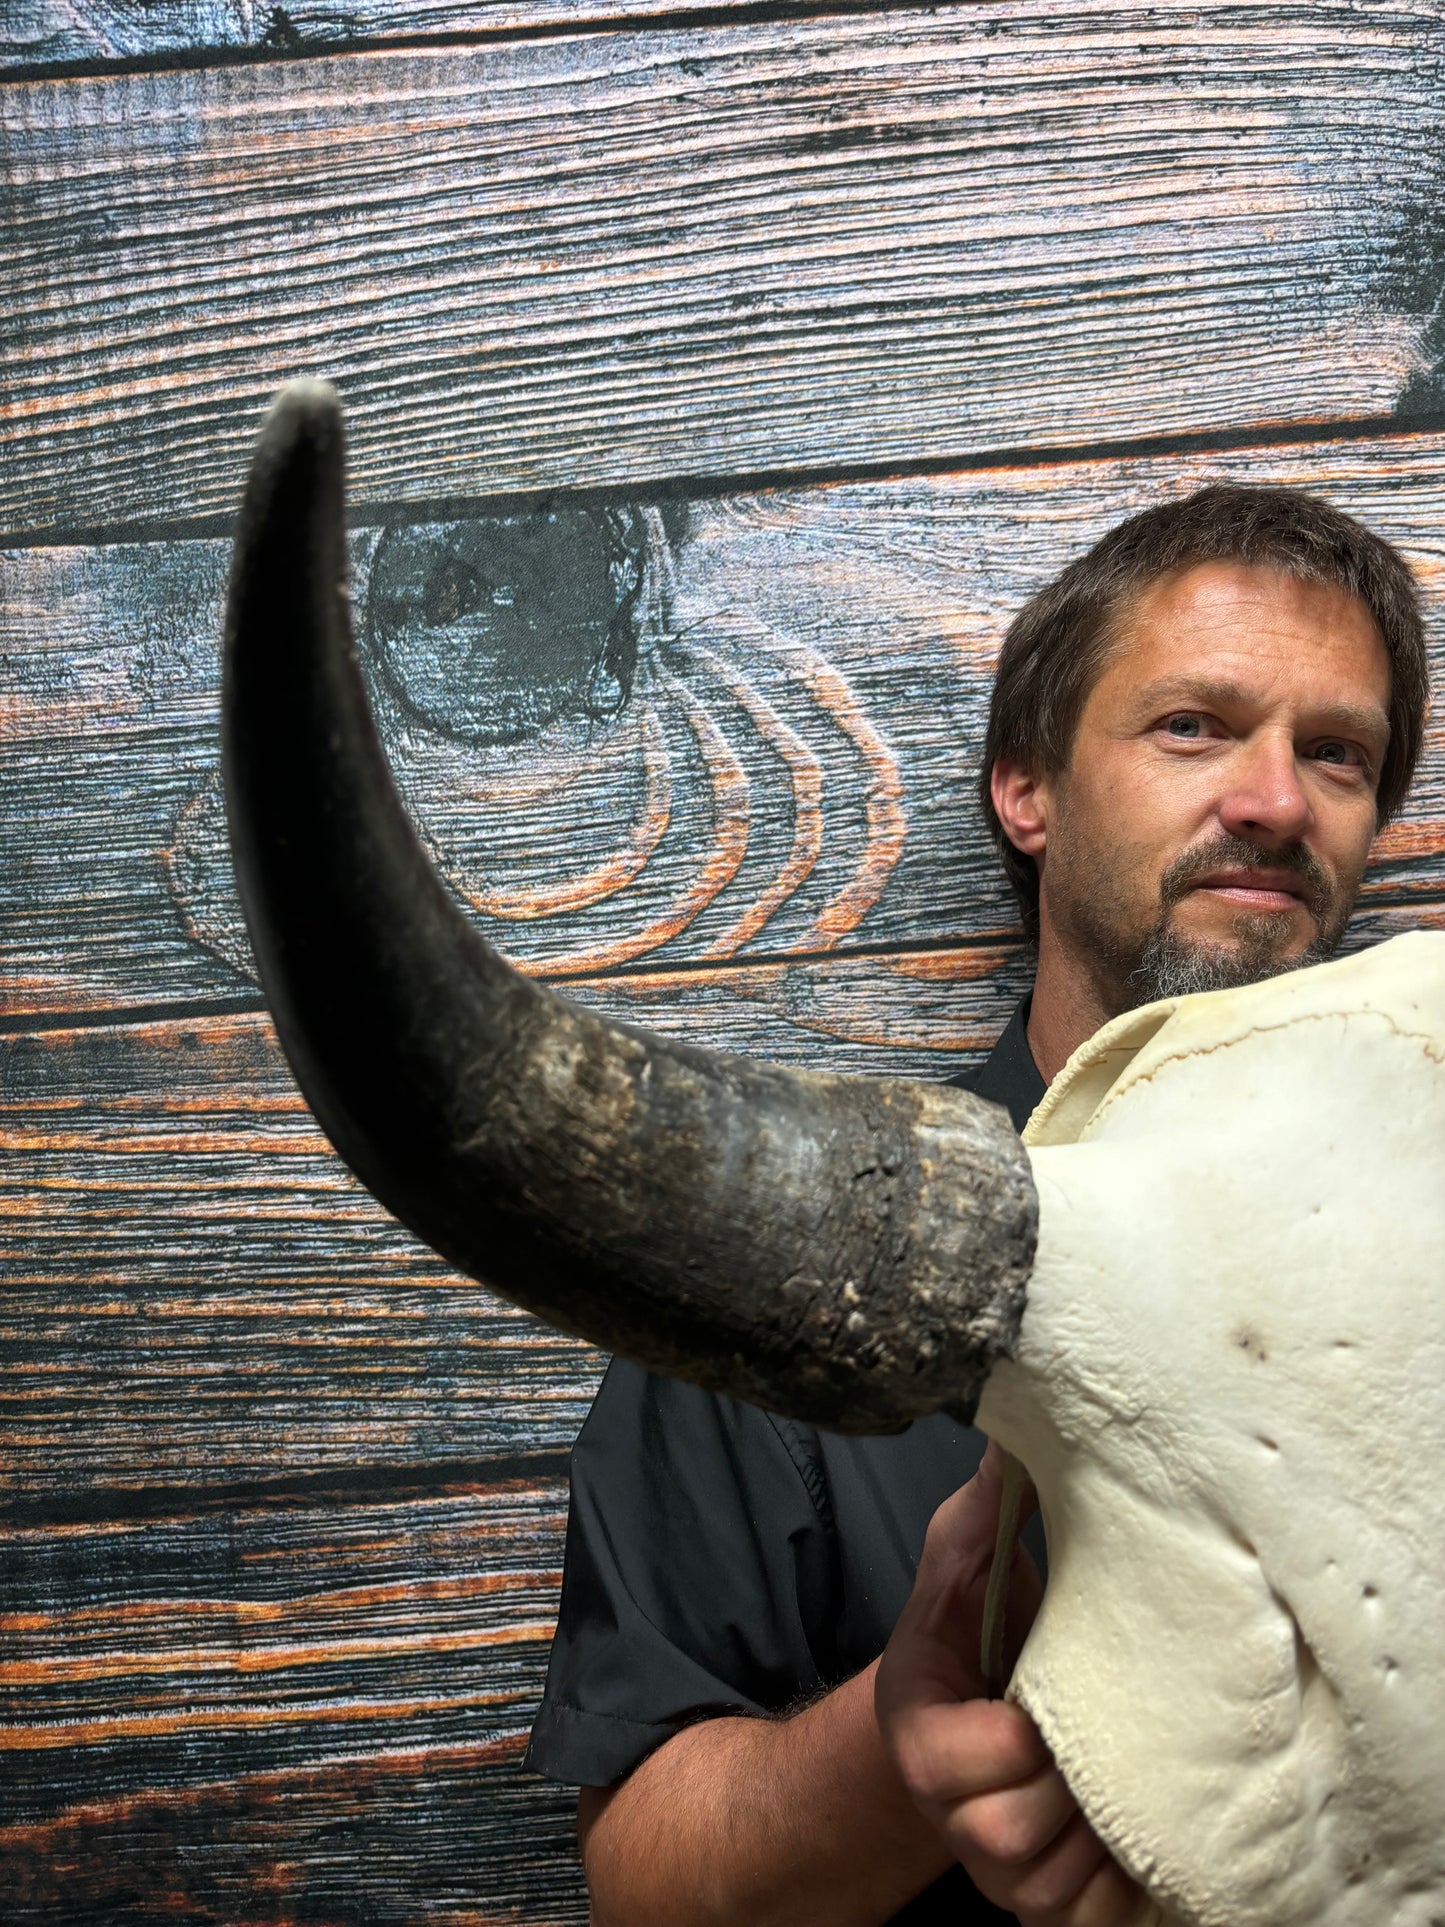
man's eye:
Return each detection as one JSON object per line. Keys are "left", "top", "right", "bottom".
{"left": 1311, "top": 740, "right": 1363, "bottom": 768}
{"left": 1163, "top": 713, "right": 1206, "bottom": 739}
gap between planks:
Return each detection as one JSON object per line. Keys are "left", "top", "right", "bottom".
{"left": 0, "top": 0, "right": 919, "bottom": 85}
{"left": 0, "top": 928, "right": 1031, "bottom": 1039}
{"left": 8, "top": 412, "right": 1445, "bottom": 556}
{"left": 0, "top": 1449, "right": 572, "bottom": 1530}
{"left": 6, "top": 895, "right": 1445, "bottom": 1042}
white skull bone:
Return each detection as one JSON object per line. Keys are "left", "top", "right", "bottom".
{"left": 978, "top": 930, "right": 1445, "bottom": 1927}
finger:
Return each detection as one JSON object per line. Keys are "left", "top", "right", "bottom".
{"left": 913, "top": 1469, "right": 1041, "bottom": 1651}
{"left": 947, "top": 1762, "right": 1078, "bottom": 1868}
{"left": 881, "top": 1459, "right": 1044, "bottom": 1720}
{"left": 1062, "top": 1853, "right": 1151, "bottom": 1927}
{"left": 978, "top": 1810, "right": 1109, "bottom": 1919}
{"left": 915, "top": 1459, "right": 1008, "bottom": 1592}
{"left": 891, "top": 1496, "right": 1023, "bottom": 1704}
{"left": 892, "top": 1697, "right": 1051, "bottom": 1809}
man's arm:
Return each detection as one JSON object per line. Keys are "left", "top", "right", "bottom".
{"left": 578, "top": 1661, "right": 952, "bottom": 1927}
{"left": 579, "top": 1446, "right": 1144, "bottom": 1927}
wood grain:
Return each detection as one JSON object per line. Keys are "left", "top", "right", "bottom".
{"left": 1, "top": 1475, "right": 589, "bottom": 1922}
{"left": 4, "top": 428, "right": 1443, "bottom": 1021}
{"left": 7, "top": 7, "right": 1442, "bottom": 1913}
{"left": 0, "top": 949, "right": 1041, "bottom": 1499}
{"left": 1, "top": 0, "right": 770, "bottom": 67}
{"left": 4, "top": 1749, "right": 587, "bottom": 1923}
{"left": 0, "top": 1010, "right": 600, "bottom": 1496}
{"left": 5, "top": 885, "right": 1439, "bottom": 1502}
{"left": 4, "top": 1750, "right": 586, "bottom": 1923}
{"left": 4, "top": 2, "right": 1445, "bottom": 532}
{"left": 2, "top": 1477, "right": 563, "bottom": 1780}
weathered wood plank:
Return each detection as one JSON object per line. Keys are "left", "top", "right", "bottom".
{"left": 1, "top": 1477, "right": 564, "bottom": 1789}
{"left": 0, "top": 515, "right": 1022, "bottom": 1014}
{"left": 0, "top": 1477, "right": 588, "bottom": 1921}
{"left": 3, "top": 427, "right": 1443, "bottom": 1020}
{"left": 5, "top": 1752, "right": 586, "bottom": 1923}
{"left": 0, "top": 0, "right": 767, "bottom": 68}
{"left": 0, "top": 1010, "right": 601, "bottom": 1495}
{"left": 4, "top": 1749, "right": 586, "bottom": 1923}
{"left": 0, "top": 952, "right": 1040, "bottom": 1498}
{"left": 4, "top": 885, "right": 1437, "bottom": 1501}
{"left": 4, "top": 2, "right": 1444, "bottom": 532}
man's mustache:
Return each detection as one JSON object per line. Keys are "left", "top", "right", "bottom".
{"left": 1158, "top": 836, "right": 1333, "bottom": 919}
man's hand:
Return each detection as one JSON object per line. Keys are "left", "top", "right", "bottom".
{"left": 875, "top": 1444, "right": 1147, "bottom": 1926}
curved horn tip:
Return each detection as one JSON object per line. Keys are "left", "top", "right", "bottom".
{"left": 230, "top": 380, "right": 348, "bottom": 582}
{"left": 263, "top": 376, "right": 342, "bottom": 431}
{"left": 244, "top": 380, "right": 345, "bottom": 489}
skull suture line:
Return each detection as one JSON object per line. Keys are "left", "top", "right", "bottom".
{"left": 223, "top": 384, "right": 1444, "bottom": 1927}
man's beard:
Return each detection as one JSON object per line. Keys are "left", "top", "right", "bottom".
{"left": 1044, "top": 831, "right": 1356, "bottom": 1014}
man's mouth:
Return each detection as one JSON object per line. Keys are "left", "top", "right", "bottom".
{"left": 1157, "top": 836, "right": 1334, "bottom": 929}
{"left": 1187, "top": 869, "right": 1309, "bottom": 913}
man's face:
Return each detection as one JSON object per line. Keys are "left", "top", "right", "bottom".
{"left": 1034, "top": 560, "right": 1392, "bottom": 1010}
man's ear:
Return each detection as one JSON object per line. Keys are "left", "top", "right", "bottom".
{"left": 990, "top": 757, "right": 1050, "bottom": 858}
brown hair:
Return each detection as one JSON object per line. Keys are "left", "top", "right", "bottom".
{"left": 979, "top": 484, "right": 1431, "bottom": 937}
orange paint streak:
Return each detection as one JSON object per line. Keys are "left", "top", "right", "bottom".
{"left": 0, "top": 1130, "right": 325, "bottom": 1157}
{"left": 0, "top": 1014, "right": 291, "bottom": 1088}
{"left": 883, "top": 947, "right": 1020, "bottom": 984}
{"left": 2, "top": 1612, "right": 556, "bottom": 1689}
{"left": 449, "top": 702, "right": 672, "bottom": 920}
{"left": 1367, "top": 815, "right": 1445, "bottom": 862}
{"left": 0, "top": 1678, "right": 544, "bottom": 1750}
{"left": 790, "top": 645, "right": 908, "bottom": 944}
{"left": 691, "top": 646, "right": 825, "bottom": 957}
{"left": 0, "top": 1733, "right": 524, "bottom": 1850}
{"left": 1, "top": 1565, "right": 560, "bottom": 1643}
{"left": 521, "top": 672, "right": 751, "bottom": 977}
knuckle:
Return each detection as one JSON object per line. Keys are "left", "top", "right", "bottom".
{"left": 891, "top": 1725, "right": 953, "bottom": 1805}
{"left": 993, "top": 1725, "right": 1046, "bottom": 1785}
{"left": 959, "top": 1791, "right": 1040, "bottom": 1867}
{"left": 1013, "top": 1865, "right": 1080, "bottom": 1918}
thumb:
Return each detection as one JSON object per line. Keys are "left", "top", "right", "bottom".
{"left": 915, "top": 1440, "right": 1033, "bottom": 1592}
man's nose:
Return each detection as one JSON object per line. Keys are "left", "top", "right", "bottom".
{"left": 1216, "top": 733, "right": 1314, "bottom": 845}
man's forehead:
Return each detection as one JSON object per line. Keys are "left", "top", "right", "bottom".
{"left": 1100, "top": 559, "right": 1390, "bottom": 707}
{"left": 1119, "top": 557, "right": 1379, "bottom": 643}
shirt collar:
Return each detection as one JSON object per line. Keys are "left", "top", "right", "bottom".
{"left": 947, "top": 997, "right": 1046, "bottom": 1134}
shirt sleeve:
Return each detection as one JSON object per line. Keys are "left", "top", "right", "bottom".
{"left": 526, "top": 1357, "right": 838, "bottom": 1787}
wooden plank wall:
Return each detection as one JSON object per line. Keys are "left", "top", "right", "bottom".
{"left": 3, "top": 4, "right": 1443, "bottom": 1920}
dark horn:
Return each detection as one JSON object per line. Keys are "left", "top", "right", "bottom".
{"left": 222, "top": 382, "right": 1036, "bottom": 1432}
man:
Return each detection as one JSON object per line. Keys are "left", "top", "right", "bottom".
{"left": 526, "top": 484, "right": 1429, "bottom": 1924}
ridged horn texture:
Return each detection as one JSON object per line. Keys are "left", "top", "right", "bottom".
{"left": 222, "top": 381, "right": 1037, "bottom": 1433}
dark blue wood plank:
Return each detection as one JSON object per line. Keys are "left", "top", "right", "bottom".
{"left": 3, "top": 4, "right": 1444, "bottom": 531}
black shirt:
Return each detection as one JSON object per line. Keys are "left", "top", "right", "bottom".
{"left": 528, "top": 1004, "right": 1047, "bottom": 1924}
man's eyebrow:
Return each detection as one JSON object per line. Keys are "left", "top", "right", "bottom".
{"left": 1131, "top": 676, "right": 1389, "bottom": 738}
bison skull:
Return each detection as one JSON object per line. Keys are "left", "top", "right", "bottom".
{"left": 982, "top": 939, "right": 1445, "bottom": 1926}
